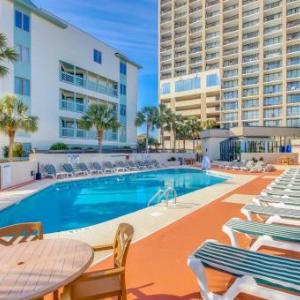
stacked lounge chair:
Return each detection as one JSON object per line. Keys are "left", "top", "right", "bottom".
{"left": 188, "top": 167, "right": 300, "bottom": 300}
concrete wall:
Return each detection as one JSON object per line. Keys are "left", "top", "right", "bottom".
{"left": 0, "top": 161, "right": 36, "bottom": 190}
{"left": 241, "top": 152, "right": 299, "bottom": 164}
{"left": 31, "top": 152, "right": 196, "bottom": 169}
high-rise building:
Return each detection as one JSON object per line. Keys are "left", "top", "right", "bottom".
{"left": 0, "top": 0, "right": 140, "bottom": 152}
{"left": 159, "top": 0, "right": 300, "bottom": 147}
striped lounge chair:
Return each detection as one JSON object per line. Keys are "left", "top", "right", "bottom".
{"left": 261, "top": 189, "right": 300, "bottom": 198}
{"left": 242, "top": 204, "right": 300, "bottom": 226}
{"left": 188, "top": 241, "right": 300, "bottom": 300}
{"left": 223, "top": 218, "right": 300, "bottom": 250}
{"left": 253, "top": 195, "right": 300, "bottom": 208}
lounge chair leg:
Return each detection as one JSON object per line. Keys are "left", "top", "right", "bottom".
{"left": 241, "top": 207, "right": 252, "bottom": 221}
{"left": 187, "top": 256, "right": 218, "bottom": 300}
{"left": 222, "top": 225, "right": 239, "bottom": 247}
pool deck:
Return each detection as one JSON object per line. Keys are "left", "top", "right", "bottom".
{"left": 1, "top": 166, "right": 293, "bottom": 299}
{"left": 88, "top": 168, "right": 287, "bottom": 300}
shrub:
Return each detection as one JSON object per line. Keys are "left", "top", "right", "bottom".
{"left": 3, "top": 143, "right": 24, "bottom": 158}
{"left": 49, "top": 143, "right": 69, "bottom": 150}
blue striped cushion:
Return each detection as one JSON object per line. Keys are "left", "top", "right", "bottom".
{"left": 194, "top": 242, "right": 300, "bottom": 292}
{"left": 226, "top": 219, "right": 300, "bottom": 243}
{"left": 244, "top": 204, "right": 300, "bottom": 219}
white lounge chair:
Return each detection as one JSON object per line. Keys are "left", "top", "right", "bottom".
{"left": 43, "top": 164, "right": 69, "bottom": 179}
{"left": 188, "top": 240, "right": 300, "bottom": 300}
{"left": 61, "top": 163, "right": 84, "bottom": 177}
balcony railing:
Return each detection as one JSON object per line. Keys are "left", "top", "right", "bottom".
{"left": 60, "top": 127, "right": 117, "bottom": 141}
{"left": 60, "top": 71, "right": 118, "bottom": 98}
{"left": 60, "top": 99, "right": 87, "bottom": 113}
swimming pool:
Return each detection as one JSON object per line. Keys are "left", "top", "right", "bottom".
{"left": 0, "top": 168, "right": 226, "bottom": 233}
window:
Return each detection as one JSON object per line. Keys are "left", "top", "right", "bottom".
{"left": 161, "top": 83, "right": 170, "bottom": 94}
{"left": 120, "top": 62, "right": 127, "bottom": 75}
{"left": 264, "top": 108, "right": 282, "bottom": 118}
{"left": 264, "top": 120, "right": 281, "bottom": 127}
{"left": 242, "top": 110, "right": 259, "bottom": 120}
{"left": 288, "top": 106, "right": 300, "bottom": 116}
{"left": 206, "top": 74, "right": 220, "bottom": 87}
{"left": 120, "top": 104, "right": 126, "bottom": 116}
{"left": 175, "top": 78, "right": 200, "bottom": 92}
{"left": 242, "top": 99, "right": 259, "bottom": 108}
{"left": 288, "top": 94, "right": 300, "bottom": 103}
{"left": 287, "top": 118, "right": 300, "bottom": 127}
{"left": 120, "top": 84, "right": 127, "bottom": 95}
{"left": 264, "top": 96, "right": 282, "bottom": 106}
{"left": 16, "top": 44, "right": 30, "bottom": 64}
{"left": 15, "top": 10, "right": 30, "bottom": 32}
{"left": 15, "top": 77, "right": 30, "bottom": 96}
{"left": 93, "top": 49, "right": 102, "bottom": 64}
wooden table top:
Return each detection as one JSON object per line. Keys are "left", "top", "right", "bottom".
{"left": 0, "top": 238, "right": 94, "bottom": 300}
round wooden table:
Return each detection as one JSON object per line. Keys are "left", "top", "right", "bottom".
{"left": 0, "top": 238, "right": 94, "bottom": 300}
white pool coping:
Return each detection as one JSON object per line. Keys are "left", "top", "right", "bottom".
{"left": 0, "top": 167, "right": 256, "bottom": 263}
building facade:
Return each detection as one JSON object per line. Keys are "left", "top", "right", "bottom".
{"left": 159, "top": 0, "right": 300, "bottom": 146}
{"left": 0, "top": 0, "right": 140, "bottom": 152}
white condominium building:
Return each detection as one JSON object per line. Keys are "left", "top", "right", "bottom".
{"left": 0, "top": 0, "right": 140, "bottom": 152}
{"left": 159, "top": 0, "right": 300, "bottom": 134}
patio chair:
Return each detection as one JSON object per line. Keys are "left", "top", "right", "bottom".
{"left": 89, "top": 162, "right": 104, "bottom": 174}
{"left": 268, "top": 182, "right": 300, "bottom": 192}
{"left": 0, "top": 222, "right": 43, "bottom": 246}
{"left": 223, "top": 218, "right": 300, "bottom": 249}
{"left": 151, "top": 159, "right": 161, "bottom": 168}
{"left": 188, "top": 240, "right": 300, "bottom": 300}
{"left": 102, "top": 161, "right": 117, "bottom": 173}
{"left": 241, "top": 204, "right": 300, "bottom": 226}
{"left": 76, "top": 163, "right": 90, "bottom": 175}
{"left": 61, "top": 223, "right": 134, "bottom": 300}
{"left": 62, "top": 163, "right": 84, "bottom": 176}
{"left": 43, "top": 164, "right": 68, "bottom": 179}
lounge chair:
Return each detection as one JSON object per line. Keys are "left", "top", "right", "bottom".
{"left": 254, "top": 194, "right": 300, "bottom": 208}
{"left": 250, "top": 161, "right": 266, "bottom": 172}
{"left": 268, "top": 182, "right": 300, "bottom": 192}
{"left": 61, "top": 223, "right": 134, "bottom": 300}
{"left": 102, "top": 161, "right": 117, "bottom": 173}
{"left": 62, "top": 163, "right": 84, "bottom": 176}
{"left": 135, "top": 160, "right": 147, "bottom": 169}
{"left": 223, "top": 218, "right": 300, "bottom": 249}
{"left": 76, "top": 163, "right": 90, "bottom": 175}
{"left": 125, "top": 161, "right": 139, "bottom": 171}
{"left": 261, "top": 188, "right": 300, "bottom": 198}
{"left": 43, "top": 164, "right": 69, "bottom": 179}
{"left": 115, "top": 161, "right": 129, "bottom": 172}
{"left": 89, "top": 162, "right": 104, "bottom": 174}
{"left": 151, "top": 159, "right": 161, "bottom": 168}
{"left": 188, "top": 240, "right": 300, "bottom": 300}
{"left": 241, "top": 204, "right": 300, "bottom": 226}
{"left": 240, "top": 160, "right": 255, "bottom": 171}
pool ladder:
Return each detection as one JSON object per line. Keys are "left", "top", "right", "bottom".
{"left": 147, "top": 187, "right": 177, "bottom": 207}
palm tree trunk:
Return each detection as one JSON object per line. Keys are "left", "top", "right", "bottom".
{"left": 183, "top": 139, "right": 186, "bottom": 151}
{"left": 146, "top": 124, "right": 150, "bottom": 153}
{"left": 192, "top": 138, "right": 195, "bottom": 153}
{"left": 8, "top": 132, "right": 15, "bottom": 161}
{"left": 173, "top": 131, "right": 176, "bottom": 152}
{"left": 161, "top": 127, "right": 165, "bottom": 151}
{"left": 97, "top": 130, "right": 104, "bottom": 153}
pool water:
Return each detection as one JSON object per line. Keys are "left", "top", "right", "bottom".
{"left": 0, "top": 168, "right": 226, "bottom": 233}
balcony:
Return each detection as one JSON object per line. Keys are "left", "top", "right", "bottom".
{"left": 60, "top": 71, "right": 118, "bottom": 98}
{"left": 60, "top": 127, "right": 117, "bottom": 141}
{"left": 60, "top": 99, "right": 87, "bottom": 113}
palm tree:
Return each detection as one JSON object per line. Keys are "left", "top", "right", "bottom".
{"left": 0, "top": 33, "right": 18, "bottom": 77}
{"left": 202, "top": 119, "right": 217, "bottom": 130}
{"left": 157, "top": 104, "right": 173, "bottom": 151}
{"left": 186, "top": 117, "right": 202, "bottom": 153}
{"left": 177, "top": 121, "right": 191, "bottom": 151}
{"left": 0, "top": 94, "right": 38, "bottom": 161}
{"left": 166, "top": 113, "right": 184, "bottom": 151}
{"left": 135, "top": 106, "right": 158, "bottom": 153}
{"left": 79, "top": 103, "right": 120, "bottom": 153}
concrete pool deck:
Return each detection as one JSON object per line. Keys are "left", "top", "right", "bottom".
{"left": 0, "top": 167, "right": 256, "bottom": 262}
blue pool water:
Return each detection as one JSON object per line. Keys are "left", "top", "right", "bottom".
{"left": 0, "top": 168, "right": 226, "bottom": 233}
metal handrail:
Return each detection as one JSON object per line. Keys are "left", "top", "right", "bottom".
{"left": 147, "top": 187, "right": 177, "bottom": 207}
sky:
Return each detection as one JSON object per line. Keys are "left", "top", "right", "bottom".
{"left": 34, "top": 0, "right": 158, "bottom": 111}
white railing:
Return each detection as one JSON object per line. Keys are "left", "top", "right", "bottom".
{"left": 147, "top": 187, "right": 177, "bottom": 207}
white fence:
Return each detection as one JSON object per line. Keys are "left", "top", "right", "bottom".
{"left": 0, "top": 161, "right": 36, "bottom": 190}
{"left": 31, "top": 152, "right": 196, "bottom": 168}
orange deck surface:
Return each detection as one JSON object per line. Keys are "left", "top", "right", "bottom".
{"left": 88, "top": 170, "right": 284, "bottom": 300}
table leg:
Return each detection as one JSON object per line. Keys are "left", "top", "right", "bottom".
{"left": 61, "top": 286, "right": 71, "bottom": 300}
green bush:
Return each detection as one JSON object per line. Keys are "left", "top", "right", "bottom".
{"left": 49, "top": 143, "right": 69, "bottom": 150}
{"left": 3, "top": 143, "right": 24, "bottom": 158}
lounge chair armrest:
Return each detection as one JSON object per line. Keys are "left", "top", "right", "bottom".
{"left": 92, "top": 243, "right": 114, "bottom": 252}
{"left": 78, "top": 267, "right": 125, "bottom": 282}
